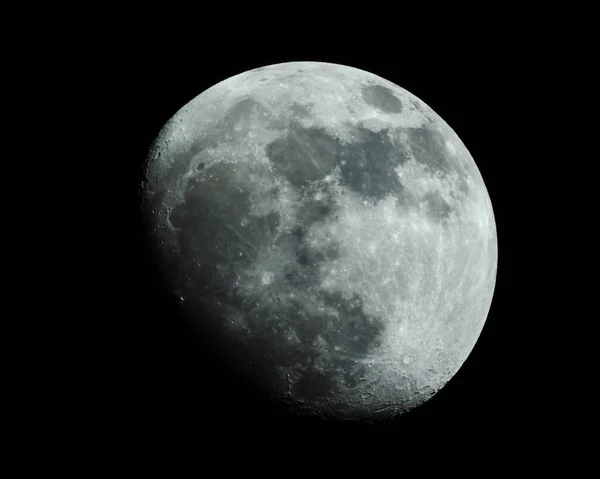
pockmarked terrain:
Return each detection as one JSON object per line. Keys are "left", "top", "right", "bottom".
{"left": 140, "top": 62, "right": 497, "bottom": 421}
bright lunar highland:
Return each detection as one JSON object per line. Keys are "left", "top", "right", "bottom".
{"left": 140, "top": 62, "right": 497, "bottom": 421}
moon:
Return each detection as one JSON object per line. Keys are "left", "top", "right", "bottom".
{"left": 140, "top": 62, "right": 497, "bottom": 421}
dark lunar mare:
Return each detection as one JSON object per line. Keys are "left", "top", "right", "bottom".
{"left": 142, "top": 101, "right": 475, "bottom": 420}
{"left": 404, "top": 126, "right": 471, "bottom": 195}
{"left": 405, "top": 126, "right": 453, "bottom": 176}
{"left": 267, "top": 123, "right": 339, "bottom": 187}
{"left": 146, "top": 153, "right": 388, "bottom": 415}
{"left": 264, "top": 121, "right": 466, "bottom": 219}
{"left": 337, "top": 126, "right": 408, "bottom": 202}
{"left": 361, "top": 84, "right": 404, "bottom": 113}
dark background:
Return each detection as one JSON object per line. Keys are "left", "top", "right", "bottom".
{"left": 121, "top": 37, "right": 552, "bottom": 452}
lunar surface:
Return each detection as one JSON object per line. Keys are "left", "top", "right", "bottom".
{"left": 140, "top": 62, "right": 497, "bottom": 421}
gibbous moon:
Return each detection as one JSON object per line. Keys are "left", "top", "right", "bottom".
{"left": 140, "top": 62, "right": 497, "bottom": 421}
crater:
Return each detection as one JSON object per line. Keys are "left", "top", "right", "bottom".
{"left": 361, "top": 84, "right": 403, "bottom": 113}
